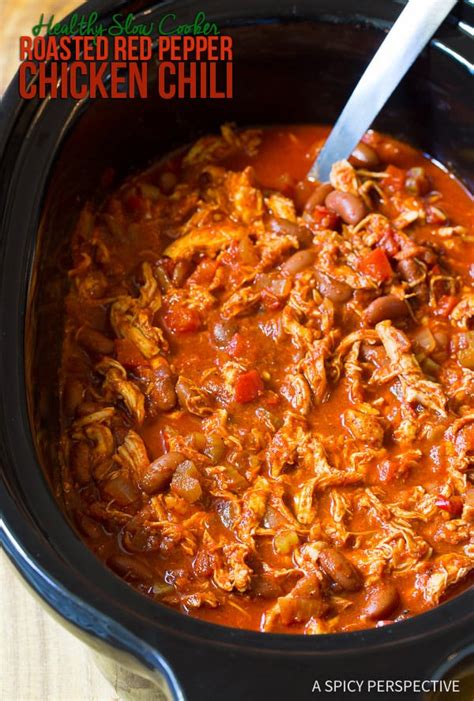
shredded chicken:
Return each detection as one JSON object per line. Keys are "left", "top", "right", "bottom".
{"left": 58, "top": 124, "right": 474, "bottom": 634}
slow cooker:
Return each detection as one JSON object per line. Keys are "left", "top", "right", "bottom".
{"left": 1, "top": 1, "right": 473, "bottom": 699}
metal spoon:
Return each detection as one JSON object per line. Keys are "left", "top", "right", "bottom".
{"left": 309, "top": 0, "right": 458, "bottom": 182}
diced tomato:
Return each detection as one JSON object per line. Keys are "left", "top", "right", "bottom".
{"left": 234, "top": 369, "right": 264, "bottom": 404}
{"left": 187, "top": 258, "right": 219, "bottom": 286}
{"left": 114, "top": 338, "right": 148, "bottom": 368}
{"left": 434, "top": 295, "right": 458, "bottom": 318}
{"left": 384, "top": 165, "right": 406, "bottom": 193}
{"left": 359, "top": 248, "right": 393, "bottom": 282}
{"left": 435, "top": 496, "right": 463, "bottom": 517}
{"left": 164, "top": 305, "right": 201, "bottom": 333}
{"left": 308, "top": 205, "right": 340, "bottom": 230}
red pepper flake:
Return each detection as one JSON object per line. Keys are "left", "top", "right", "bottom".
{"left": 435, "top": 496, "right": 463, "bottom": 517}
{"left": 359, "top": 248, "right": 393, "bottom": 282}
{"left": 434, "top": 295, "right": 458, "bottom": 318}
{"left": 234, "top": 370, "right": 264, "bottom": 404}
{"left": 164, "top": 305, "right": 201, "bottom": 333}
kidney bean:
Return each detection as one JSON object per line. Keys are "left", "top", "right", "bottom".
{"left": 141, "top": 451, "right": 186, "bottom": 495}
{"left": 418, "top": 247, "right": 438, "bottom": 267}
{"left": 155, "top": 262, "right": 172, "bottom": 292}
{"left": 108, "top": 554, "right": 154, "bottom": 582}
{"left": 176, "top": 377, "right": 212, "bottom": 416}
{"left": 364, "top": 295, "right": 410, "bottom": 325}
{"left": 122, "top": 529, "right": 160, "bottom": 554}
{"left": 319, "top": 548, "right": 362, "bottom": 592}
{"left": 77, "top": 327, "right": 114, "bottom": 355}
{"left": 364, "top": 581, "right": 400, "bottom": 620}
{"left": 397, "top": 258, "right": 424, "bottom": 284}
{"left": 172, "top": 259, "right": 192, "bottom": 287}
{"left": 315, "top": 270, "right": 353, "bottom": 302}
{"left": 325, "top": 190, "right": 367, "bottom": 225}
{"left": 304, "top": 183, "right": 334, "bottom": 210}
{"left": 398, "top": 258, "right": 429, "bottom": 303}
{"left": 212, "top": 319, "right": 238, "bottom": 346}
{"left": 350, "top": 142, "right": 380, "bottom": 169}
{"left": 266, "top": 216, "right": 313, "bottom": 246}
{"left": 281, "top": 249, "right": 316, "bottom": 275}
{"left": 78, "top": 515, "right": 103, "bottom": 540}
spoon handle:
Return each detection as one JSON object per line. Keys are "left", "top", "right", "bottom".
{"left": 309, "top": 0, "right": 458, "bottom": 182}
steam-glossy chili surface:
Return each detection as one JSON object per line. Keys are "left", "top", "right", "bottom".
{"left": 58, "top": 125, "right": 474, "bottom": 633}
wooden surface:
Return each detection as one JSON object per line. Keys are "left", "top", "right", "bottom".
{"left": 0, "top": 0, "right": 79, "bottom": 93}
{"left": 0, "top": 8, "right": 122, "bottom": 700}
{"left": 0, "top": 551, "right": 118, "bottom": 701}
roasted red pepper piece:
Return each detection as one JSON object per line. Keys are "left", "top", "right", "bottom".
{"left": 359, "top": 248, "right": 393, "bottom": 282}
{"left": 164, "top": 305, "right": 201, "bottom": 333}
{"left": 234, "top": 369, "right": 264, "bottom": 404}
{"left": 308, "top": 205, "right": 340, "bottom": 230}
{"left": 434, "top": 295, "right": 458, "bottom": 318}
{"left": 187, "top": 258, "right": 219, "bottom": 286}
{"left": 435, "top": 496, "right": 463, "bottom": 517}
{"left": 114, "top": 338, "right": 148, "bottom": 369}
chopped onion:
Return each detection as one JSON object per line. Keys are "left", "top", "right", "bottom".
{"left": 457, "top": 331, "right": 474, "bottom": 369}
{"left": 412, "top": 326, "right": 436, "bottom": 353}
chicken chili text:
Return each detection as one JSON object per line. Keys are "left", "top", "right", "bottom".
{"left": 59, "top": 125, "right": 474, "bottom": 633}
